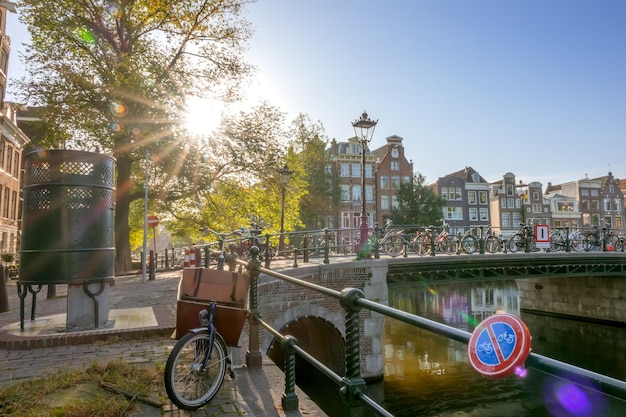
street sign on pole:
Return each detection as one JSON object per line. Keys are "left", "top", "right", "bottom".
{"left": 535, "top": 224, "right": 550, "bottom": 249}
{"left": 147, "top": 215, "right": 160, "bottom": 228}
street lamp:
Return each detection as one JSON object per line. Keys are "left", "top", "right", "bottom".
{"left": 278, "top": 164, "right": 292, "bottom": 254}
{"left": 352, "top": 111, "right": 378, "bottom": 257}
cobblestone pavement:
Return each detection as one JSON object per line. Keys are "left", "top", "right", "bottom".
{"left": 0, "top": 269, "right": 326, "bottom": 416}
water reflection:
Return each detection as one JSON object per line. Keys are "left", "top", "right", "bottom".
{"left": 380, "top": 280, "right": 626, "bottom": 417}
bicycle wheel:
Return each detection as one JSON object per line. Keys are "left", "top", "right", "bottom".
{"left": 583, "top": 235, "right": 596, "bottom": 251}
{"left": 164, "top": 330, "right": 228, "bottom": 410}
{"left": 569, "top": 236, "right": 585, "bottom": 252}
{"left": 508, "top": 234, "right": 523, "bottom": 253}
{"left": 461, "top": 235, "right": 477, "bottom": 254}
{"left": 484, "top": 236, "right": 500, "bottom": 253}
{"left": 549, "top": 234, "right": 563, "bottom": 252}
{"left": 383, "top": 235, "right": 404, "bottom": 257}
{"left": 415, "top": 235, "right": 432, "bottom": 256}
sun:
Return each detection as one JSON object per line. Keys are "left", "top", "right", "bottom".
{"left": 184, "top": 96, "right": 223, "bottom": 136}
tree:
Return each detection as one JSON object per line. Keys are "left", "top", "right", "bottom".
{"left": 15, "top": 0, "right": 255, "bottom": 272}
{"left": 390, "top": 173, "right": 445, "bottom": 226}
{"left": 288, "top": 114, "right": 338, "bottom": 230}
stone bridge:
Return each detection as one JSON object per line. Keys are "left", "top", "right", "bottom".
{"left": 254, "top": 252, "right": 626, "bottom": 380}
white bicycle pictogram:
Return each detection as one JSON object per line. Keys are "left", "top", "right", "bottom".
{"left": 477, "top": 341, "right": 493, "bottom": 354}
{"left": 497, "top": 331, "right": 515, "bottom": 344}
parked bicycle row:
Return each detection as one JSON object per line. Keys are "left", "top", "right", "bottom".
{"left": 147, "top": 221, "right": 626, "bottom": 270}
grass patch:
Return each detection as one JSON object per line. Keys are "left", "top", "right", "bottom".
{"left": 0, "top": 360, "right": 165, "bottom": 417}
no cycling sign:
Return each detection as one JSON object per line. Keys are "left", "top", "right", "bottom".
{"left": 468, "top": 313, "right": 531, "bottom": 378}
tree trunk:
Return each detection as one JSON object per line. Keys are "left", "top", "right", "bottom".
{"left": 115, "top": 155, "right": 133, "bottom": 274}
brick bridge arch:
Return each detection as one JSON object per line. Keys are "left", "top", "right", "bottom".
{"left": 256, "top": 260, "right": 389, "bottom": 380}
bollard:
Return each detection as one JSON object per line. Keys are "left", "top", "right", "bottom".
{"left": 292, "top": 249, "right": 299, "bottom": 268}
{"left": 0, "top": 267, "right": 8, "bottom": 313}
{"left": 149, "top": 250, "right": 155, "bottom": 280}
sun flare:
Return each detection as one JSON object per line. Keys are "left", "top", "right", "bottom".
{"left": 184, "top": 96, "right": 223, "bottom": 136}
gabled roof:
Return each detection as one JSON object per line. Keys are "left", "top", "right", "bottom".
{"left": 441, "top": 166, "right": 487, "bottom": 183}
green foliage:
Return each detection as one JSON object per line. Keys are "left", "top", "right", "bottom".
{"left": 288, "top": 114, "right": 338, "bottom": 230}
{"left": 15, "top": 0, "right": 255, "bottom": 272}
{"left": 391, "top": 173, "right": 445, "bottom": 226}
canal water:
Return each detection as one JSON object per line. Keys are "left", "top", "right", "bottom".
{"left": 377, "top": 280, "right": 626, "bottom": 417}
{"left": 300, "top": 279, "right": 626, "bottom": 417}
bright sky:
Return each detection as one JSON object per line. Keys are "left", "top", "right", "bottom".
{"left": 7, "top": 1, "right": 626, "bottom": 187}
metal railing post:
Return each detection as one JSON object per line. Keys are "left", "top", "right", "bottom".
{"left": 264, "top": 233, "right": 272, "bottom": 268}
{"left": 323, "top": 228, "right": 330, "bottom": 264}
{"left": 281, "top": 335, "right": 299, "bottom": 411}
{"left": 246, "top": 247, "right": 263, "bottom": 368}
{"left": 479, "top": 226, "right": 485, "bottom": 254}
{"left": 339, "top": 288, "right": 366, "bottom": 417}
{"left": 565, "top": 226, "right": 571, "bottom": 253}
{"left": 430, "top": 226, "right": 436, "bottom": 256}
{"left": 303, "top": 235, "right": 310, "bottom": 263}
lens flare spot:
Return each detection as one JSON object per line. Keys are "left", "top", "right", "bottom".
{"left": 556, "top": 383, "right": 592, "bottom": 416}
{"left": 109, "top": 100, "right": 128, "bottom": 118}
{"left": 514, "top": 366, "right": 527, "bottom": 378}
{"left": 131, "top": 127, "right": 142, "bottom": 136}
{"left": 76, "top": 27, "right": 96, "bottom": 44}
{"left": 106, "top": 3, "right": 123, "bottom": 19}
{"left": 109, "top": 122, "right": 124, "bottom": 133}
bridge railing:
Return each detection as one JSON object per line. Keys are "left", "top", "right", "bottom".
{"left": 237, "top": 250, "right": 626, "bottom": 416}
{"left": 146, "top": 223, "right": 626, "bottom": 272}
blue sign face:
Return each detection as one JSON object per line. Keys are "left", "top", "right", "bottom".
{"left": 475, "top": 322, "right": 516, "bottom": 365}
{"left": 468, "top": 313, "right": 531, "bottom": 379}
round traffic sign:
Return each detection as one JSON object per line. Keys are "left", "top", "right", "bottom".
{"left": 147, "top": 215, "right": 160, "bottom": 227}
{"left": 468, "top": 313, "right": 531, "bottom": 379}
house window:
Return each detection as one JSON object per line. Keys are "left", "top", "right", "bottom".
{"left": 582, "top": 213, "right": 590, "bottom": 226}
{"left": 506, "top": 185, "right": 514, "bottom": 196}
{"left": 5, "top": 147, "right": 12, "bottom": 175}
{"left": 2, "top": 188, "right": 9, "bottom": 218}
{"left": 340, "top": 185, "right": 350, "bottom": 201}
{"left": 604, "top": 198, "right": 612, "bottom": 211}
{"left": 500, "top": 198, "right": 506, "bottom": 208}
{"left": 392, "top": 196, "right": 399, "bottom": 209}
{"left": 512, "top": 212, "right": 521, "bottom": 225}
{"left": 365, "top": 186, "right": 373, "bottom": 202}
{"left": 342, "top": 212, "right": 351, "bottom": 228}
{"left": 609, "top": 185, "right": 614, "bottom": 193}
{"left": 533, "top": 191, "right": 539, "bottom": 200}
{"left": 380, "top": 175, "right": 389, "bottom": 189}
{"left": 340, "top": 164, "right": 349, "bottom": 177}
{"left": 445, "top": 207, "right": 463, "bottom": 220}
{"left": 591, "top": 200, "right": 599, "bottom": 210}
{"left": 391, "top": 176, "right": 400, "bottom": 189}
{"left": 501, "top": 212, "right": 511, "bottom": 228}
{"left": 614, "top": 198, "right": 621, "bottom": 211}
{"left": 391, "top": 161, "right": 399, "bottom": 171}
{"left": 10, "top": 191, "right": 16, "bottom": 220}
{"left": 352, "top": 186, "right": 361, "bottom": 203}
{"left": 591, "top": 189, "right": 599, "bottom": 197}
{"left": 616, "top": 217, "right": 622, "bottom": 229}
{"left": 479, "top": 191, "right": 487, "bottom": 204}
{"left": 469, "top": 208, "right": 478, "bottom": 221}
{"left": 442, "top": 187, "right": 462, "bottom": 201}
{"left": 507, "top": 198, "right": 515, "bottom": 208}
{"left": 351, "top": 163, "right": 360, "bottom": 177}
{"left": 468, "top": 191, "right": 476, "bottom": 204}
{"left": 381, "top": 195, "right": 390, "bottom": 210}
{"left": 479, "top": 208, "right": 489, "bottom": 221}
{"left": 582, "top": 200, "right": 589, "bottom": 210}
{"left": 581, "top": 189, "right": 589, "bottom": 197}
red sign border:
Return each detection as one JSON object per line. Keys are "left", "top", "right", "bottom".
{"left": 468, "top": 313, "right": 531, "bottom": 378}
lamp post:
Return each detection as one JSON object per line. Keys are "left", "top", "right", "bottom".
{"left": 278, "top": 165, "right": 292, "bottom": 254}
{"left": 352, "top": 111, "right": 378, "bottom": 257}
